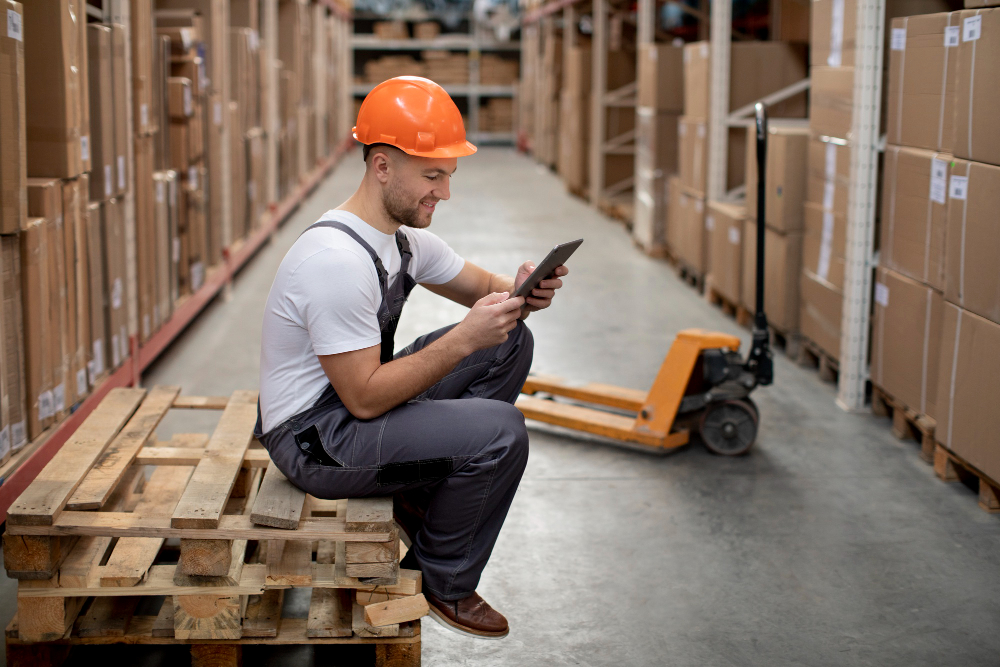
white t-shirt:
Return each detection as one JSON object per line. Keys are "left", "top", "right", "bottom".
{"left": 259, "top": 210, "right": 465, "bottom": 432}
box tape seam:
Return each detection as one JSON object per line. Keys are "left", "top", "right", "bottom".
{"left": 967, "top": 10, "right": 981, "bottom": 159}
{"left": 947, "top": 304, "right": 962, "bottom": 448}
{"left": 938, "top": 14, "right": 956, "bottom": 149}
{"left": 959, "top": 161, "right": 969, "bottom": 306}
{"left": 887, "top": 147, "right": 898, "bottom": 266}
{"left": 921, "top": 287, "right": 931, "bottom": 416}
{"left": 924, "top": 153, "right": 937, "bottom": 284}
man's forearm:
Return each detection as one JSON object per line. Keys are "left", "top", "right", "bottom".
{"left": 487, "top": 273, "right": 515, "bottom": 297}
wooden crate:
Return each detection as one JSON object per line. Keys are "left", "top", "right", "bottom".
{"left": 871, "top": 384, "right": 936, "bottom": 463}
{"left": 2, "top": 387, "right": 426, "bottom": 666}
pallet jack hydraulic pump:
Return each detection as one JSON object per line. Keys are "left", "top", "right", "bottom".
{"left": 516, "top": 104, "right": 775, "bottom": 456}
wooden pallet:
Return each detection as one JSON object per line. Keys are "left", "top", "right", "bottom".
{"left": 2, "top": 388, "right": 426, "bottom": 666}
{"left": 598, "top": 198, "right": 634, "bottom": 226}
{"left": 796, "top": 338, "right": 839, "bottom": 384}
{"left": 767, "top": 325, "right": 801, "bottom": 361}
{"left": 675, "top": 262, "right": 704, "bottom": 292}
{"left": 705, "top": 284, "right": 753, "bottom": 328}
{"left": 933, "top": 443, "right": 1000, "bottom": 514}
{"left": 870, "top": 385, "right": 936, "bottom": 463}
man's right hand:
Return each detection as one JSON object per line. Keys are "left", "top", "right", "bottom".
{"left": 453, "top": 292, "right": 525, "bottom": 354}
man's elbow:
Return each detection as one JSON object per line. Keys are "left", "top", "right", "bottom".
{"left": 342, "top": 396, "right": 383, "bottom": 421}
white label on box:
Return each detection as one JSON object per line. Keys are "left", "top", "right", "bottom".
{"left": 705, "top": 215, "right": 715, "bottom": 231}
{"left": 930, "top": 158, "right": 947, "bottom": 205}
{"left": 81, "top": 135, "right": 90, "bottom": 162}
{"left": 76, "top": 369, "right": 87, "bottom": 397}
{"left": 141, "top": 104, "right": 149, "bottom": 128}
{"left": 695, "top": 199, "right": 704, "bottom": 213}
{"left": 93, "top": 339, "right": 104, "bottom": 376}
{"left": 828, "top": 0, "right": 845, "bottom": 66}
{"left": 700, "top": 43, "right": 708, "bottom": 58}
{"left": 728, "top": 226, "right": 740, "bottom": 245}
{"left": 112, "top": 277, "right": 123, "bottom": 310}
{"left": 120, "top": 326, "right": 128, "bottom": 360}
{"left": 823, "top": 181, "right": 836, "bottom": 212}
{"left": 87, "top": 360, "right": 96, "bottom": 386}
{"left": 156, "top": 180, "right": 165, "bottom": 204}
{"left": 963, "top": 15, "right": 982, "bottom": 42}
{"left": 142, "top": 314, "right": 150, "bottom": 338}
{"left": 53, "top": 384, "right": 65, "bottom": 413}
{"left": 173, "top": 237, "right": 180, "bottom": 263}
{"left": 39, "top": 391, "right": 53, "bottom": 420}
{"left": 104, "top": 165, "right": 113, "bottom": 196}
{"left": 875, "top": 282, "right": 890, "bottom": 307}
{"left": 0, "top": 427, "right": 10, "bottom": 461}
{"left": 184, "top": 87, "right": 192, "bottom": 116}
{"left": 949, "top": 175, "right": 968, "bottom": 200}
{"left": 697, "top": 124, "right": 706, "bottom": 138}
{"left": 818, "top": 210, "right": 835, "bottom": 281}
{"left": 192, "top": 262, "right": 205, "bottom": 291}
{"left": 945, "top": 26, "right": 960, "bottom": 47}
{"left": 11, "top": 421, "right": 26, "bottom": 450}
{"left": 111, "top": 335, "right": 121, "bottom": 368}
{"left": 118, "top": 155, "right": 126, "bottom": 190}
{"left": 8, "top": 9, "right": 23, "bottom": 41}
{"left": 825, "top": 142, "right": 837, "bottom": 180}
{"left": 199, "top": 62, "right": 208, "bottom": 89}
{"left": 188, "top": 166, "right": 198, "bottom": 189}
{"left": 214, "top": 101, "right": 222, "bottom": 127}
{"left": 180, "top": 27, "right": 193, "bottom": 49}
{"left": 891, "top": 28, "right": 907, "bottom": 51}
{"left": 249, "top": 30, "right": 259, "bottom": 51}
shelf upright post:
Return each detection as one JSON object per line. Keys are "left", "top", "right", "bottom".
{"left": 638, "top": 0, "right": 654, "bottom": 46}
{"left": 264, "top": 0, "right": 280, "bottom": 206}
{"left": 706, "top": 0, "right": 731, "bottom": 203}
{"left": 589, "top": 0, "right": 608, "bottom": 205}
{"left": 837, "top": 0, "right": 885, "bottom": 411}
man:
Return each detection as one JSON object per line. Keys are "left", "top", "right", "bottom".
{"left": 256, "top": 76, "right": 568, "bottom": 638}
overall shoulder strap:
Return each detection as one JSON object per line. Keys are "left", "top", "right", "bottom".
{"left": 303, "top": 220, "right": 388, "bottom": 288}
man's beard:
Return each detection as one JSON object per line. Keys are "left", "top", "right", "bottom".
{"left": 382, "top": 182, "right": 426, "bottom": 229}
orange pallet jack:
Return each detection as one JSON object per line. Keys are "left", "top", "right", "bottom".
{"left": 517, "top": 104, "right": 775, "bottom": 456}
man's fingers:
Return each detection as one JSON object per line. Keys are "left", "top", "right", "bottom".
{"left": 531, "top": 288, "right": 555, "bottom": 299}
{"left": 479, "top": 291, "right": 509, "bottom": 306}
{"left": 493, "top": 295, "right": 525, "bottom": 312}
{"left": 553, "top": 265, "right": 569, "bottom": 276}
{"left": 537, "top": 278, "right": 563, "bottom": 290}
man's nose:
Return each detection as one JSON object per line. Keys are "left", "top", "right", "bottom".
{"left": 433, "top": 177, "right": 450, "bottom": 201}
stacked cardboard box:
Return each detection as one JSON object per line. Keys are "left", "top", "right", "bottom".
{"left": 933, "top": 7, "right": 1000, "bottom": 485}
{"left": 479, "top": 98, "right": 514, "bottom": 133}
{"left": 480, "top": 54, "right": 519, "bottom": 86}
{"left": 230, "top": 27, "right": 264, "bottom": 242}
{"left": 632, "top": 44, "right": 683, "bottom": 254}
{"left": 741, "top": 121, "right": 809, "bottom": 335}
{"left": 423, "top": 51, "right": 469, "bottom": 85}
{"left": 705, "top": 201, "right": 746, "bottom": 305}
{"left": 414, "top": 22, "right": 440, "bottom": 41}
{"left": 363, "top": 55, "right": 425, "bottom": 83}
{"left": 534, "top": 34, "right": 563, "bottom": 169}
{"left": 373, "top": 21, "right": 408, "bottom": 40}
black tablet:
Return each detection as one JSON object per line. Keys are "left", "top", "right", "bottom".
{"left": 511, "top": 239, "right": 583, "bottom": 300}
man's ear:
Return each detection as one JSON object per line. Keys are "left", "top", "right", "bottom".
{"left": 371, "top": 150, "right": 392, "bottom": 183}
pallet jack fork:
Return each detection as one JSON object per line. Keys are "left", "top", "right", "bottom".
{"left": 517, "top": 104, "right": 775, "bottom": 456}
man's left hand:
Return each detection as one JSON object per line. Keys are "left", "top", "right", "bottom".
{"left": 514, "top": 261, "right": 569, "bottom": 318}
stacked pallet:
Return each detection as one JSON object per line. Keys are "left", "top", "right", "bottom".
{"left": 2, "top": 388, "right": 426, "bottom": 665}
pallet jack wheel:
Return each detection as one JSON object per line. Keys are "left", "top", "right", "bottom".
{"left": 699, "top": 400, "right": 758, "bottom": 456}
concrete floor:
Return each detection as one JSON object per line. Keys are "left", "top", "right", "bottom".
{"left": 4, "top": 147, "right": 1000, "bottom": 665}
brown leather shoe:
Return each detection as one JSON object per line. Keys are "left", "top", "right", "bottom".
{"left": 425, "top": 590, "right": 510, "bottom": 639}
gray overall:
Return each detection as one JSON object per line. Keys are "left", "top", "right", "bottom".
{"left": 254, "top": 220, "right": 533, "bottom": 601}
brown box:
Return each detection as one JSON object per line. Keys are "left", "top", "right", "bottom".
{"left": 633, "top": 109, "right": 680, "bottom": 252}
{"left": 802, "top": 201, "right": 846, "bottom": 289}
{"left": 944, "top": 158, "right": 1000, "bottom": 323}
{"left": 809, "top": 66, "right": 854, "bottom": 140}
{"left": 0, "top": 0, "right": 26, "bottom": 234}
{"left": 953, "top": 8, "right": 1000, "bottom": 167}
{"left": 638, "top": 44, "right": 684, "bottom": 112}
{"left": 230, "top": 104, "right": 248, "bottom": 241}
{"left": 168, "top": 77, "right": 195, "bottom": 120}
{"left": 171, "top": 56, "right": 206, "bottom": 97}
{"left": 72, "top": 175, "right": 90, "bottom": 397}
{"left": 246, "top": 128, "right": 265, "bottom": 231}
{"left": 935, "top": 303, "right": 1000, "bottom": 481}
{"left": 85, "top": 201, "right": 106, "bottom": 383}
{"left": 811, "top": 0, "right": 857, "bottom": 67}
{"left": 741, "top": 223, "right": 803, "bottom": 334}
{"left": 413, "top": 22, "right": 440, "bottom": 40}
{"left": 871, "top": 267, "right": 943, "bottom": 419}
{"left": 134, "top": 134, "right": 156, "bottom": 341}
{"left": 87, "top": 25, "right": 116, "bottom": 201}
{"left": 152, "top": 172, "right": 173, "bottom": 327}
{"left": 103, "top": 198, "right": 128, "bottom": 370}
{"left": 110, "top": 24, "right": 129, "bottom": 197}
{"left": 684, "top": 41, "right": 808, "bottom": 121}
{"left": 706, "top": 201, "right": 745, "bottom": 305}
{"left": 800, "top": 268, "right": 842, "bottom": 361}
{"left": 886, "top": 13, "right": 960, "bottom": 152}
{"left": 1, "top": 234, "right": 28, "bottom": 453}
{"left": 373, "top": 20, "right": 407, "bottom": 40}
{"left": 678, "top": 117, "right": 747, "bottom": 193}
{"left": 156, "top": 0, "right": 229, "bottom": 102}
{"left": 965, "top": 0, "right": 1000, "bottom": 7}
{"left": 880, "top": 145, "right": 949, "bottom": 291}
{"left": 775, "top": 0, "right": 811, "bottom": 42}
{"left": 806, "top": 135, "right": 850, "bottom": 216}
{"left": 231, "top": 0, "right": 259, "bottom": 32}
{"left": 72, "top": 0, "right": 89, "bottom": 176}
{"left": 745, "top": 120, "right": 809, "bottom": 232}
{"left": 669, "top": 183, "right": 707, "bottom": 275}
{"left": 60, "top": 178, "right": 85, "bottom": 407}
{"left": 22, "top": 0, "right": 86, "bottom": 178}
{"left": 20, "top": 217, "right": 52, "bottom": 440}
{"left": 131, "top": 0, "right": 156, "bottom": 135}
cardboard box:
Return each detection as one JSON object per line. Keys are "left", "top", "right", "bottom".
{"left": 103, "top": 198, "right": 128, "bottom": 370}
{"left": 413, "top": 22, "right": 439, "bottom": 40}
{"left": 871, "top": 267, "right": 943, "bottom": 419}
{"left": 152, "top": 172, "right": 173, "bottom": 328}
{"left": 880, "top": 145, "right": 949, "bottom": 291}
{"left": 670, "top": 184, "right": 707, "bottom": 275}
{"left": 131, "top": 0, "right": 155, "bottom": 135}
{"left": 953, "top": 8, "right": 1000, "bottom": 167}
{"left": 85, "top": 201, "right": 106, "bottom": 384}
{"left": 246, "top": 128, "right": 265, "bottom": 231}
{"left": 809, "top": 66, "right": 854, "bottom": 140}
{"left": 169, "top": 77, "right": 195, "bottom": 120}
{"left": 633, "top": 108, "right": 679, "bottom": 253}
{"left": 935, "top": 303, "right": 1000, "bottom": 482}
{"left": 805, "top": 135, "right": 850, "bottom": 216}
{"left": 72, "top": 0, "right": 89, "bottom": 175}
{"left": 0, "top": 0, "right": 26, "bottom": 234}
{"left": 206, "top": 93, "right": 225, "bottom": 264}
{"left": 886, "top": 13, "right": 960, "bottom": 152}
{"left": 87, "top": 25, "right": 115, "bottom": 202}
{"left": 153, "top": 35, "right": 171, "bottom": 171}
{"left": 774, "top": 0, "right": 811, "bottom": 42}
{"left": 802, "top": 201, "right": 845, "bottom": 289}
{"left": 110, "top": 24, "right": 129, "bottom": 197}
{"left": 811, "top": 0, "right": 857, "bottom": 66}
{"left": 744, "top": 120, "right": 809, "bottom": 232}
{"left": 231, "top": 0, "right": 259, "bottom": 32}
{"left": 72, "top": 175, "right": 90, "bottom": 398}
{"left": 638, "top": 44, "right": 684, "bottom": 111}
{"left": 22, "top": 0, "right": 85, "bottom": 178}
{"left": 741, "top": 223, "right": 803, "bottom": 334}
{"left": 163, "top": 170, "right": 180, "bottom": 307}
{"left": 230, "top": 104, "right": 248, "bottom": 241}
{"left": 684, "top": 41, "right": 808, "bottom": 121}
{"left": 800, "top": 268, "right": 842, "bottom": 360}
{"left": 20, "top": 218, "right": 52, "bottom": 440}
{"left": 134, "top": 134, "right": 156, "bottom": 341}
{"left": 944, "top": 158, "right": 1000, "bottom": 323}
{"left": 706, "top": 201, "right": 745, "bottom": 305}
{"left": 60, "top": 179, "right": 84, "bottom": 407}
{"left": 558, "top": 47, "right": 591, "bottom": 194}
{"left": 156, "top": 0, "right": 229, "bottom": 102}
{"left": 1, "top": 234, "right": 28, "bottom": 453}
{"left": 678, "top": 117, "right": 747, "bottom": 193}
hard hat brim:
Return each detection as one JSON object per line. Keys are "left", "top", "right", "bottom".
{"left": 401, "top": 140, "right": 478, "bottom": 159}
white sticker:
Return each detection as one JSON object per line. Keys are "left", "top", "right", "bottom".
{"left": 111, "top": 334, "right": 121, "bottom": 368}
{"left": 0, "top": 427, "right": 10, "bottom": 460}
{"left": 188, "top": 166, "right": 198, "bottom": 189}
{"left": 39, "top": 391, "right": 54, "bottom": 420}
{"left": 81, "top": 135, "right": 90, "bottom": 162}
{"left": 184, "top": 87, "right": 193, "bottom": 116}
{"left": 823, "top": 180, "right": 836, "bottom": 212}
{"left": 963, "top": 15, "right": 982, "bottom": 42}
{"left": 930, "top": 158, "right": 947, "bottom": 205}
{"left": 818, "top": 210, "right": 835, "bottom": 281}
{"left": 8, "top": 8, "right": 23, "bottom": 41}
{"left": 76, "top": 369, "right": 87, "bottom": 397}
{"left": 214, "top": 101, "right": 222, "bottom": 127}
{"left": 93, "top": 339, "right": 104, "bottom": 376}
{"left": 11, "top": 422, "right": 25, "bottom": 449}
{"left": 120, "top": 325, "right": 128, "bottom": 359}
{"left": 156, "top": 180, "right": 165, "bottom": 204}
{"left": 191, "top": 261, "right": 205, "bottom": 290}
{"left": 825, "top": 142, "right": 838, "bottom": 179}
{"left": 141, "top": 104, "right": 149, "bottom": 128}
{"left": 104, "top": 165, "right": 112, "bottom": 196}
{"left": 142, "top": 314, "right": 150, "bottom": 338}
{"left": 875, "top": 282, "right": 890, "bottom": 307}
{"left": 180, "top": 28, "right": 193, "bottom": 50}
{"left": 705, "top": 215, "right": 715, "bottom": 231}
{"left": 53, "top": 384, "right": 65, "bottom": 413}
{"left": 249, "top": 30, "right": 259, "bottom": 51}
{"left": 728, "top": 226, "right": 740, "bottom": 245}
{"left": 699, "top": 43, "right": 708, "bottom": 58}
{"left": 173, "top": 237, "right": 180, "bottom": 263}
{"left": 199, "top": 61, "right": 208, "bottom": 90}
{"left": 118, "top": 155, "right": 126, "bottom": 190}
{"left": 112, "top": 277, "right": 123, "bottom": 309}
{"left": 891, "top": 27, "right": 907, "bottom": 51}
{"left": 949, "top": 175, "right": 968, "bottom": 201}
{"left": 945, "top": 26, "right": 960, "bottom": 47}
{"left": 694, "top": 199, "right": 704, "bottom": 213}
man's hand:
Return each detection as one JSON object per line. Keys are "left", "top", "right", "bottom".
{"left": 514, "top": 261, "right": 569, "bottom": 317}
{"left": 451, "top": 291, "right": 526, "bottom": 354}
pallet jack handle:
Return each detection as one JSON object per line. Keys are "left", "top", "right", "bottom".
{"left": 746, "top": 102, "right": 774, "bottom": 386}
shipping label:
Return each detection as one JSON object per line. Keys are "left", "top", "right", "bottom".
{"left": 39, "top": 391, "right": 53, "bottom": 421}
{"left": 112, "top": 277, "right": 123, "bottom": 310}
{"left": 728, "top": 226, "right": 740, "bottom": 245}
{"left": 949, "top": 175, "right": 968, "bottom": 201}
{"left": 112, "top": 334, "right": 121, "bottom": 368}
{"left": 76, "top": 369, "right": 87, "bottom": 398}
{"left": 120, "top": 325, "right": 128, "bottom": 360}
{"left": 7, "top": 9, "right": 22, "bottom": 41}
{"left": 705, "top": 215, "right": 715, "bottom": 231}
{"left": 118, "top": 155, "right": 126, "bottom": 190}
{"left": 963, "top": 15, "right": 982, "bottom": 42}
{"left": 104, "top": 166, "right": 113, "bottom": 196}
{"left": 944, "top": 26, "right": 960, "bottom": 48}
{"left": 0, "top": 427, "right": 10, "bottom": 461}
{"left": 53, "top": 384, "right": 65, "bottom": 413}
{"left": 930, "top": 159, "right": 947, "bottom": 205}
{"left": 11, "top": 421, "right": 26, "bottom": 449}
{"left": 875, "top": 282, "right": 890, "bottom": 307}
{"left": 81, "top": 135, "right": 90, "bottom": 162}
{"left": 890, "top": 27, "right": 907, "bottom": 51}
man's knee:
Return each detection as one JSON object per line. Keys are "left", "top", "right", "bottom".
{"left": 482, "top": 401, "right": 529, "bottom": 468}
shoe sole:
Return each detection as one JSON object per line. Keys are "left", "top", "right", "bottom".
{"left": 427, "top": 605, "right": 509, "bottom": 640}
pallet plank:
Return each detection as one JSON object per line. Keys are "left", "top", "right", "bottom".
{"left": 307, "top": 588, "right": 353, "bottom": 638}
{"left": 8, "top": 387, "right": 147, "bottom": 526}
{"left": 364, "top": 594, "right": 429, "bottom": 627}
{"left": 67, "top": 386, "right": 181, "bottom": 510}
{"left": 75, "top": 596, "right": 141, "bottom": 637}
{"left": 171, "top": 390, "right": 258, "bottom": 529}
{"left": 344, "top": 497, "right": 394, "bottom": 533}
{"left": 266, "top": 539, "right": 314, "bottom": 586}
{"left": 250, "top": 459, "right": 306, "bottom": 529}
{"left": 134, "top": 447, "right": 270, "bottom": 468}
{"left": 172, "top": 396, "right": 230, "bottom": 410}
{"left": 179, "top": 468, "right": 262, "bottom": 579}
{"left": 352, "top": 601, "right": 400, "bottom": 638}
{"left": 242, "top": 589, "right": 285, "bottom": 638}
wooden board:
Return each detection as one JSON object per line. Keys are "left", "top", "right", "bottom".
{"left": 352, "top": 601, "right": 399, "bottom": 638}
{"left": 134, "top": 447, "right": 270, "bottom": 468}
{"left": 265, "top": 539, "right": 314, "bottom": 587}
{"left": 67, "top": 386, "right": 181, "bottom": 510}
{"left": 75, "top": 596, "right": 140, "bottom": 637}
{"left": 171, "top": 390, "right": 258, "bottom": 529}
{"left": 8, "top": 387, "right": 147, "bottom": 526}
{"left": 344, "top": 497, "right": 394, "bottom": 533}
{"left": 242, "top": 589, "right": 284, "bottom": 638}
{"left": 364, "top": 594, "right": 428, "bottom": 627}
{"left": 307, "top": 588, "right": 353, "bottom": 638}
{"left": 172, "top": 395, "right": 230, "bottom": 410}
{"left": 250, "top": 459, "right": 305, "bottom": 529}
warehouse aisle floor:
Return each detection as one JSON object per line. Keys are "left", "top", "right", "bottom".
{"left": 6, "top": 147, "right": 999, "bottom": 666}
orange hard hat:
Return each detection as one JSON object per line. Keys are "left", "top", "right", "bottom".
{"left": 353, "top": 76, "right": 477, "bottom": 159}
